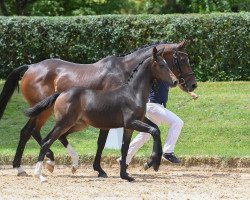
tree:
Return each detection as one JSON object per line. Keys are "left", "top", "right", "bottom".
{"left": 0, "top": 0, "right": 9, "bottom": 15}
{"left": 0, "top": 0, "right": 249, "bottom": 16}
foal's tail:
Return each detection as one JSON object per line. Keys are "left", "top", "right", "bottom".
{"left": 0, "top": 65, "right": 29, "bottom": 120}
{"left": 24, "top": 92, "right": 60, "bottom": 118}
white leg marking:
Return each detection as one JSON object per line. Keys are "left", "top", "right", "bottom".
{"left": 67, "top": 144, "right": 79, "bottom": 168}
{"left": 17, "top": 166, "right": 28, "bottom": 176}
{"left": 17, "top": 166, "right": 25, "bottom": 174}
{"left": 34, "top": 161, "right": 43, "bottom": 177}
{"left": 34, "top": 161, "right": 47, "bottom": 182}
{"left": 46, "top": 160, "right": 55, "bottom": 166}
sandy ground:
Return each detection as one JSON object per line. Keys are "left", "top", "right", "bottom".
{"left": 0, "top": 164, "right": 249, "bottom": 200}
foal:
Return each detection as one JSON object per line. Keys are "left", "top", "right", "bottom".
{"left": 25, "top": 47, "right": 178, "bottom": 182}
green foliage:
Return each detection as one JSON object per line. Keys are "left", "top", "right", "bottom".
{"left": 1, "top": 0, "right": 249, "bottom": 16}
{"left": 0, "top": 13, "right": 249, "bottom": 81}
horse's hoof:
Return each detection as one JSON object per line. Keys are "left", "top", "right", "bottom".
{"left": 121, "top": 175, "right": 135, "bottom": 182}
{"left": 153, "top": 164, "right": 160, "bottom": 172}
{"left": 46, "top": 162, "right": 54, "bottom": 173}
{"left": 98, "top": 172, "right": 108, "bottom": 178}
{"left": 17, "top": 171, "right": 28, "bottom": 177}
{"left": 46, "top": 160, "right": 55, "bottom": 173}
{"left": 71, "top": 166, "right": 78, "bottom": 174}
{"left": 127, "top": 176, "right": 135, "bottom": 182}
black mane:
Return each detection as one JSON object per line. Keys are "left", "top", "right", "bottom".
{"left": 115, "top": 41, "right": 173, "bottom": 57}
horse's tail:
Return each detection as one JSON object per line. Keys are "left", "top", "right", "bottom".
{"left": 24, "top": 92, "right": 60, "bottom": 118}
{"left": 0, "top": 65, "right": 29, "bottom": 119}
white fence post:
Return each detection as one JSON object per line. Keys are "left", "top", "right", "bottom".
{"left": 105, "top": 128, "right": 124, "bottom": 149}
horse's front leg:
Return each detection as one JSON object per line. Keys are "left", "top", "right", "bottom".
{"left": 120, "top": 129, "right": 134, "bottom": 182}
{"left": 93, "top": 129, "right": 109, "bottom": 178}
{"left": 128, "top": 119, "right": 162, "bottom": 172}
{"left": 58, "top": 135, "right": 79, "bottom": 174}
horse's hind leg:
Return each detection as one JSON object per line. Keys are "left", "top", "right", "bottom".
{"left": 13, "top": 117, "right": 55, "bottom": 176}
{"left": 93, "top": 129, "right": 109, "bottom": 178}
{"left": 33, "top": 108, "right": 56, "bottom": 173}
{"left": 58, "top": 135, "right": 79, "bottom": 174}
{"left": 120, "top": 129, "right": 134, "bottom": 182}
{"left": 13, "top": 119, "right": 35, "bottom": 176}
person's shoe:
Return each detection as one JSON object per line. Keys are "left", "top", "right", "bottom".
{"left": 162, "top": 153, "right": 181, "bottom": 164}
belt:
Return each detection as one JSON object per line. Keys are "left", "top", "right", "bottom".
{"left": 148, "top": 99, "right": 166, "bottom": 107}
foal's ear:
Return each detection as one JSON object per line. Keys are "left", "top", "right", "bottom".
{"left": 152, "top": 47, "right": 164, "bottom": 60}
{"left": 178, "top": 40, "right": 189, "bottom": 49}
{"left": 152, "top": 47, "right": 158, "bottom": 60}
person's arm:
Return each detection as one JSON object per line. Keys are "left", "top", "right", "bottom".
{"left": 189, "top": 92, "right": 199, "bottom": 100}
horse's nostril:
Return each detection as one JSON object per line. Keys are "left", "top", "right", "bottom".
{"left": 192, "top": 84, "right": 197, "bottom": 89}
{"left": 173, "top": 80, "right": 178, "bottom": 87}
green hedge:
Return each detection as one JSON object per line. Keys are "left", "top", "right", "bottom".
{"left": 0, "top": 13, "right": 249, "bottom": 81}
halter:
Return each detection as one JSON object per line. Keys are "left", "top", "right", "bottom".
{"left": 172, "top": 46, "right": 195, "bottom": 85}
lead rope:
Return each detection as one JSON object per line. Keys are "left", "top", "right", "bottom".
{"left": 176, "top": 98, "right": 193, "bottom": 109}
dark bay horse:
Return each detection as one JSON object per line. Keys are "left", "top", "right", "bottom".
{"left": 25, "top": 47, "right": 178, "bottom": 182}
{"left": 0, "top": 40, "right": 197, "bottom": 177}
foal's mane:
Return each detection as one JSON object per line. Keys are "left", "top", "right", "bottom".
{"left": 125, "top": 59, "right": 146, "bottom": 84}
{"left": 125, "top": 44, "right": 168, "bottom": 84}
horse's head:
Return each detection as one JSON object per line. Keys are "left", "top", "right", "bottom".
{"left": 161, "top": 40, "right": 197, "bottom": 92}
{"left": 151, "top": 47, "right": 178, "bottom": 87}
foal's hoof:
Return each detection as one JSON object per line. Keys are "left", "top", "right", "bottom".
{"left": 144, "top": 162, "right": 150, "bottom": 171}
{"left": 152, "top": 163, "right": 160, "bottom": 172}
{"left": 94, "top": 166, "right": 108, "bottom": 178}
{"left": 121, "top": 172, "right": 135, "bottom": 182}
{"left": 98, "top": 171, "right": 108, "bottom": 178}
{"left": 71, "top": 166, "right": 78, "bottom": 174}
{"left": 17, "top": 171, "right": 28, "bottom": 177}
{"left": 45, "top": 162, "right": 54, "bottom": 173}
{"left": 35, "top": 174, "right": 47, "bottom": 183}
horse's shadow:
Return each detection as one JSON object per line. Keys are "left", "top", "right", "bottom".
{"left": 51, "top": 170, "right": 209, "bottom": 183}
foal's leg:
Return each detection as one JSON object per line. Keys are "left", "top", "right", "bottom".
{"left": 32, "top": 131, "right": 55, "bottom": 173}
{"left": 93, "top": 129, "right": 109, "bottom": 178}
{"left": 143, "top": 117, "right": 162, "bottom": 171}
{"left": 120, "top": 129, "right": 134, "bottom": 182}
{"left": 128, "top": 119, "right": 162, "bottom": 171}
{"left": 58, "top": 135, "right": 79, "bottom": 174}
{"left": 34, "top": 125, "right": 66, "bottom": 182}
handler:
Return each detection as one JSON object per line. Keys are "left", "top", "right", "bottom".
{"left": 122, "top": 79, "right": 198, "bottom": 165}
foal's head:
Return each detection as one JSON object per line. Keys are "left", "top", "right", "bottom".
{"left": 161, "top": 40, "right": 197, "bottom": 92}
{"left": 151, "top": 47, "right": 178, "bottom": 87}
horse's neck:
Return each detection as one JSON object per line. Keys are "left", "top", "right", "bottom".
{"left": 128, "top": 59, "right": 153, "bottom": 105}
{"left": 123, "top": 46, "right": 156, "bottom": 72}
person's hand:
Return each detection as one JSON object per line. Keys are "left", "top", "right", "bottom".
{"left": 189, "top": 92, "right": 199, "bottom": 100}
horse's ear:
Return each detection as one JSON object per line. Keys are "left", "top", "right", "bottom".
{"left": 153, "top": 47, "right": 157, "bottom": 60}
{"left": 178, "top": 40, "right": 188, "bottom": 49}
